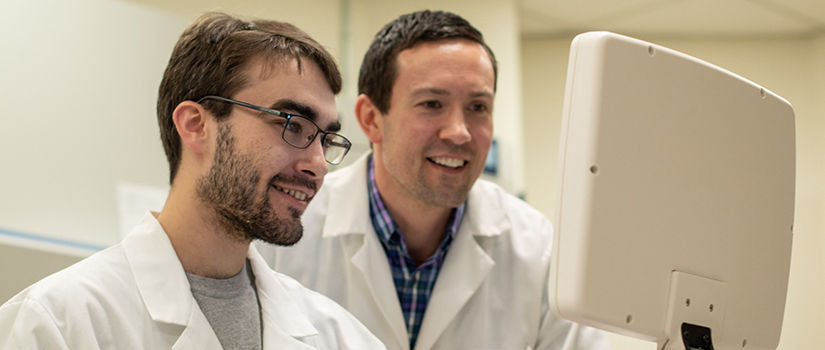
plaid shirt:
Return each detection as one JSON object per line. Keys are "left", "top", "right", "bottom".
{"left": 367, "top": 156, "right": 465, "bottom": 349}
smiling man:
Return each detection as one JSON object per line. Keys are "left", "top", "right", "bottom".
{"left": 260, "top": 10, "right": 609, "bottom": 350}
{"left": 0, "top": 13, "right": 383, "bottom": 349}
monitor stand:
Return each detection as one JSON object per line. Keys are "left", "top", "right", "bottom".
{"left": 660, "top": 271, "right": 725, "bottom": 350}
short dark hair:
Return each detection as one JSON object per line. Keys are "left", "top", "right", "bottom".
{"left": 357, "top": 10, "right": 497, "bottom": 114}
{"left": 157, "top": 12, "right": 342, "bottom": 183}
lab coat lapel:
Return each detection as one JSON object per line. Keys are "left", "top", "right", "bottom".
{"left": 248, "top": 247, "right": 319, "bottom": 349}
{"left": 171, "top": 306, "right": 223, "bottom": 350}
{"left": 324, "top": 154, "right": 410, "bottom": 350}
{"left": 413, "top": 184, "right": 509, "bottom": 350}
{"left": 122, "top": 212, "right": 222, "bottom": 350}
{"left": 350, "top": 234, "right": 409, "bottom": 349}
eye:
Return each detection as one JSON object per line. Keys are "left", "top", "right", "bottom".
{"left": 469, "top": 102, "right": 489, "bottom": 113}
{"left": 418, "top": 100, "right": 442, "bottom": 109}
{"left": 284, "top": 120, "right": 303, "bottom": 134}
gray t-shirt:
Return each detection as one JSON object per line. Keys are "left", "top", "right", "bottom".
{"left": 187, "top": 259, "right": 262, "bottom": 350}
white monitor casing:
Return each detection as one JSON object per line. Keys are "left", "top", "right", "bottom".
{"left": 550, "top": 32, "right": 795, "bottom": 350}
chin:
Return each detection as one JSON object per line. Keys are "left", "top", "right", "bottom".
{"left": 255, "top": 230, "right": 303, "bottom": 246}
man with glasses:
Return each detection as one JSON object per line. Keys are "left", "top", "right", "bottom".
{"left": 0, "top": 12, "right": 383, "bottom": 349}
{"left": 260, "top": 10, "right": 609, "bottom": 350}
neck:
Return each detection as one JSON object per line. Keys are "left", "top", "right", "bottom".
{"left": 156, "top": 185, "right": 250, "bottom": 279}
{"left": 373, "top": 171, "right": 454, "bottom": 265}
{"left": 388, "top": 199, "right": 452, "bottom": 265}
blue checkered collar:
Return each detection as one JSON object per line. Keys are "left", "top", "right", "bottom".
{"left": 366, "top": 155, "right": 466, "bottom": 261}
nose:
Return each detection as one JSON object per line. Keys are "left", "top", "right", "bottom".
{"left": 439, "top": 107, "right": 472, "bottom": 145}
{"left": 295, "top": 135, "right": 329, "bottom": 179}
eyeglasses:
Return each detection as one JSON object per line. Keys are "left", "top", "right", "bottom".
{"left": 196, "top": 95, "right": 351, "bottom": 165}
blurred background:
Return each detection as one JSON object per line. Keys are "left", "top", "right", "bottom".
{"left": 1, "top": 0, "right": 822, "bottom": 348}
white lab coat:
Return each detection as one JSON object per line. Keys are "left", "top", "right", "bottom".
{"left": 257, "top": 154, "right": 610, "bottom": 350}
{"left": 0, "top": 212, "right": 385, "bottom": 350}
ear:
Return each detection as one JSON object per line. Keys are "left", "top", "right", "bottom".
{"left": 354, "top": 94, "right": 384, "bottom": 144}
{"left": 172, "top": 101, "right": 210, "bottom": 155}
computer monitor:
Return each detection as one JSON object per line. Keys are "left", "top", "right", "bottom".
{"left": 550, "top": 32, "right": 795, "bottom": 350}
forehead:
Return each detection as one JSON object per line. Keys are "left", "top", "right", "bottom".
{"left": 237, "top": 56, "right": 338, "bottom": 126}
{"left": 392, "top": 39, "right": 495, "bottom": 95}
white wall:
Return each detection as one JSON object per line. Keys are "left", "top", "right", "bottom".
{"left": 0, "top": 0, "right": 185, "bottom": 247}
{"left": 522, "top": 34, "right": 825, "bottom": 350}
{"left": 122, "top": 0, "right": 345, "bottom": 59}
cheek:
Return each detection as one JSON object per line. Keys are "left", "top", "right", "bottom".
{"left": 263, "top": 148, "right": 292, "bottom": 170}
{"left": 472, "top": 122, "right": 494, "bottom": 145}
{"left": 385, "top": 117, "right": 429, "bottom": 145}
{"left": 252, "top": 139, "right": 293, "bottom": 174}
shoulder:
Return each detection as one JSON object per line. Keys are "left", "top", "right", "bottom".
{"left": 470, "top": 179, "right": 552, "bottom": 232}
{"left": 8, "top": 245, "right": 133, "bottom": 306}
{"left": 464, "top": 179, "right": 554, "bottom": 267}
{"left": 0, "top": 245, "right": 138, "bottom": 345}
{"left": 270, "top": 272, "right": 385, "bottom": 349}
{"left": 272, "top": 271, "right": 351, "bottom": 317}
{"left": 0, "top": 295, "right": 70, "bottom": 349}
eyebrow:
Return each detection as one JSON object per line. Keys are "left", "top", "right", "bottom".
{"left": 270, "top": 99, "right": 317, "bottom": 119}
{"left": 411, "top": 88, "right": 449, "bottom": 98}
{"left": 469, "top": 91, "right": 495, "bottom": 100}
{"left": 411, "top": 88, "right": 494, "bottom": 100}
{"left": 269, "top": 99, "right": 341, "bottom": 132}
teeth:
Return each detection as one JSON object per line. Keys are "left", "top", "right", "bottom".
{"left": 431, "top": 157, "right": 465, "bottom": 169}
{"left": 274, "top": 185, "right": 309, "bottom": 201}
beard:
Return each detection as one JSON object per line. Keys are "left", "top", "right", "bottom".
{"left": 195, "top": 122, "right": 304, "bottom": 246}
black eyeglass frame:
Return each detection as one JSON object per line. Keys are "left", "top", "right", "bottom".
{"left": 195, "top": 95, "right": 351, "bottom": 164}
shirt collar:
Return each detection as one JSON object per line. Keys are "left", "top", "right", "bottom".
{"left": 366, "top": 155, "right": 466, "bottom": 259}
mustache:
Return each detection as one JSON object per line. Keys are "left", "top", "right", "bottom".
{"left": 269, "top": 173, "right": 318, "bottom": 192}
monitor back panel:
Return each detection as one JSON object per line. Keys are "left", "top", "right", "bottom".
{"left": 551, "top": 32, "right": 795, "bottom": 349}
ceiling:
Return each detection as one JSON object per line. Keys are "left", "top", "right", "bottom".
{"left": 520, "top": 0, "right": 825, "bottom": 38}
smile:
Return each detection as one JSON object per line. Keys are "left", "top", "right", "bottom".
{"left": 272, "top": 184, "right": 311, "bottom": 201}
{"left": 429, "top": 157, "right": 466, "bottom": 169}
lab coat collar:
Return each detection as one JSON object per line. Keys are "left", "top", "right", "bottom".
{"left": 122, "top": 212, "right": 320, "bottom": 349}
{"left": 321, "top": 152, "right": 375, "bottom": 239}
{"left": 247, "top": 245, "right": 319, "bottom": 341}
{"left": 414, "top": 178, "right": 509, "bottom": 350}
{"left": 462, "top": 179, "right": 512, "bottom": 238}
{"left": 320, "top": 153, "right": 408, "bottom": 348}
{"left": 122, "top": 212, "right": 194, "bottom": 327}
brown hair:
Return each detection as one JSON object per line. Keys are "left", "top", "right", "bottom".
{"left": 357, "top": 10, "right": 497, "bottom": 114}
{"left": 157, "top": 12, "right": 341, "bottom": 183}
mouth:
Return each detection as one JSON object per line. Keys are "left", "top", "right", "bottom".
{"left": 428, "top": 156, "right": 467, "bottom": 169}
{"left": 271, "top": 184, "right": 313, "bottom": 202}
